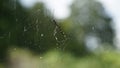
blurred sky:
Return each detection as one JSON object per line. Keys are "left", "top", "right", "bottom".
{"left": 19, "top": 0, "right": 120, "bottom": 21}
{"left": 19, "top": 0, "right": 73, "bottom": 19}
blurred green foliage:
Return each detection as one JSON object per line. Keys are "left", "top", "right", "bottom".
{"left": 6, "top": 48, "right": 120, "bottom": 68}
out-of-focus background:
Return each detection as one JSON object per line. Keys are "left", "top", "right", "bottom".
{"left": 1, "top": 0, "right": 120, "bottom": 68}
